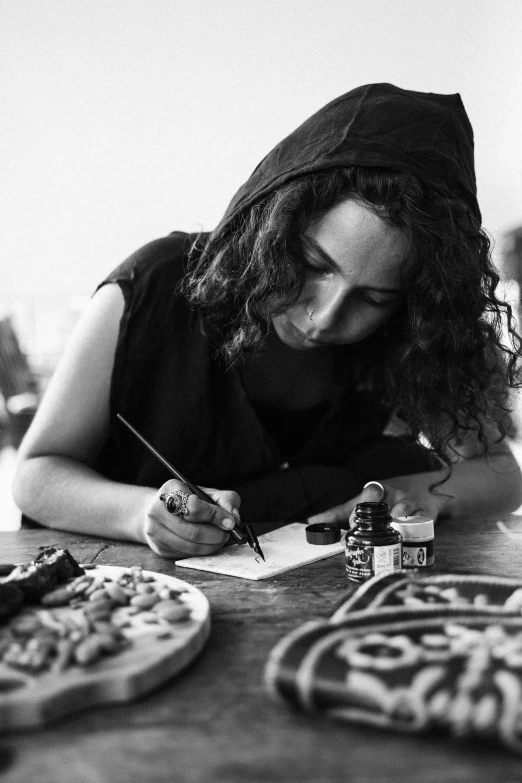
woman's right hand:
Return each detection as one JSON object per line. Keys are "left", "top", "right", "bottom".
{"left": 142, "top": 479, "right": 241, "bottom": 559}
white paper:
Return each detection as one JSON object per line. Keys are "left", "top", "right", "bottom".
{"left": 175, "top": 523, "right": 345, "bottom": 580}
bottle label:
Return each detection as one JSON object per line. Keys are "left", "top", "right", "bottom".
{"left": 345, "top": 544, "right": 373, "bottom": 580}
{"left": 345, "top": 543, "right": 402, "bottom": 580}
{"left": 373, "top": 544, "right": 402, "bottom": 575}
{"left": 402, "top": 543, "right": 434, "bottom": 567}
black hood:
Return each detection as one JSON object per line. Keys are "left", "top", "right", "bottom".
{"left": 216, "top": 83, "right": 480, "bottom": 231}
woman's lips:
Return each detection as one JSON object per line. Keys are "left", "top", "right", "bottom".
{"left": 286, "top": 320, "right": 314, "bottom": 342}
{"left": 287, "top": 319, "right": 330, "bottom": 345}
{"left": 286, "top": 319, "right": 349, "bottom": 346}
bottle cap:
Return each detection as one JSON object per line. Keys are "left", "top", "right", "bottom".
{"left": 391, "top": 515, "right": 434, "bottom": 541}
{"left": 305, "top": 523, "right": 342, "bottom": 545}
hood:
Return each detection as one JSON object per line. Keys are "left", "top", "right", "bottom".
{"left": 216, "top": 83, "right": 480, "bottom": 232}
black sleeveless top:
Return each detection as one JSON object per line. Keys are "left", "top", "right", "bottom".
{"left": 93, "top": 232, "right": 393, "bottom": 525}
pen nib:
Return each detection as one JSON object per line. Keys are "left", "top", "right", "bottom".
{"left": 245, "top": 524, "right": 265, "bottom": 561}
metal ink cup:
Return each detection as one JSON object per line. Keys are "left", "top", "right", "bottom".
{"left": 391, "top": 515, "right": 435, "bottom": 568}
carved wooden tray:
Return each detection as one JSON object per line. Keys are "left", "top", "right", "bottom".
{"left": 0, "top": 565, "right": 211, "bottom": 729}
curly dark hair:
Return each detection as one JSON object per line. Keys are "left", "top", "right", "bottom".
{"left": 181, "top": 167, "right": 522, "bottom": 463}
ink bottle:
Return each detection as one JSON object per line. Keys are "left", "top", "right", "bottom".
{"left": 391, "top": 515, "right": 435, "bottom": 568}
{"left": 345, "top": 501, "right": 403, "bottom": 583}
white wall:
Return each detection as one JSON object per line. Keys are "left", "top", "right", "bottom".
{"left": 2, "top": 0, "right": 522, "bottom": 296}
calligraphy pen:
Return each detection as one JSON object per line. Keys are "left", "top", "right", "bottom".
{"left": 116, "top": 413, "right": 265, "bottom": 561}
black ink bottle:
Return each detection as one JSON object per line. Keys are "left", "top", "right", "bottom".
{"left": 345, "top": 501, "right": 403, "bottom": 583}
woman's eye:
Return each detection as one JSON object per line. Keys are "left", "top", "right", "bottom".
{"left": 361, "top": 292, "right": 400, "bottom": 308}
{"left": 302, "top": 257, "right": 331, "bottom": 277}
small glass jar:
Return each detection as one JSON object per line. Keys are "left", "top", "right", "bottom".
{"left": 391, "top": 515, "right": 435, "bottom": 568}
{"left": 345, "top": 501, "right": 403, "bottom": 583}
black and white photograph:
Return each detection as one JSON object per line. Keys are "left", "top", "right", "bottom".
{"left": 1, "top": 1, "right": 522, "bottom": 780}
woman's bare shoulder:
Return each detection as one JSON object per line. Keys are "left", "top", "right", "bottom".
{"left": 17, "top": 283, "right": 125, "bottom": 463}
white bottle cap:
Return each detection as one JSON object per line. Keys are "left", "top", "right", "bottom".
{"left": 390, "top": 515, "right": 434, "bottom": 541}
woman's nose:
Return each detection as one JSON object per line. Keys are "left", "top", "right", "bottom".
{"left": 309, "top": 284, "right": 348, "bottom": 330}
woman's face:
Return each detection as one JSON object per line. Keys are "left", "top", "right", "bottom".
{"left": 272, "top": 198, "right": 407, "bottom": 350}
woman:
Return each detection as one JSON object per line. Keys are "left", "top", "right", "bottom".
{"left": 12, "top": 83, "right": 522, "bottom": 559}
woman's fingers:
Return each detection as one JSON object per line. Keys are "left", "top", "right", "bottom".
{"left": 144, "top": 479, "right": 239, "bottom": 558}
{"left": 347, "top": 481, "right": 393, "bottom": 524}
{"left": 200, "top": 487, "right": 242, "bottom": 523}
{"left": 157, "top": 479, "right": 236, "bottom": 530}
{"left": 307, "top": 482, "right": 401, "bottom": 527}
{"left": 145, "top": 518, "right": 228, "bottom": 558}
{"left": 306, "top": 478, "right": 439, "bottom": 535}
{"left": 167, "top": 515, "right": 229, "bottom": 546}
{"left": 307, "top": 501, "right": 355, "bottom": 526}
{"left": 184, "top": 496, "right": 236, "bottom": 529}
{"left": 389, "top": 500, "right": 421, "bottom": 518}
{"left": 360, "top": 481, "right": 388, "bottom": 502}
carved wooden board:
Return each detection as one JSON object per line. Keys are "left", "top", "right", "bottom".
{"left": 0, "top": 566, "right": 211, "bottom": 729}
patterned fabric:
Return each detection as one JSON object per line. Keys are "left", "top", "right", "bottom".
{"left": 265, "top": 571, "right": 522, "bottom": 753}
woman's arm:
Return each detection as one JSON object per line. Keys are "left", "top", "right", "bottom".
{"left": 12, "top": 284, "right": 238, "bottom": 557}
{"left": 380, "top": 439, "right": 522, "bottom": 520}
{"left": 307, "top": 421, "right": 522, "bottom": 525}
{"left": 403, "top": 418, "right": 522, "bottom": 519}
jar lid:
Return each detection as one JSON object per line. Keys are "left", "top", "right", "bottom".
{"left": 305, "top": 523, "right": 342, "bottom": 545}
{"left": 391, "top": 515, "right": 434, "bottom": 540}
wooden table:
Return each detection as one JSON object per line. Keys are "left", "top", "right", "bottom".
{"left": 2, "top": 514, "right": 522, "bottom": 783}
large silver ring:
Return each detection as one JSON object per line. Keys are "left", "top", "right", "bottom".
{"left": 362, "top": 481, "right": 386, "bottom": 501}
{"left": 159, "top": 490, "right": 191, "bottom": 516}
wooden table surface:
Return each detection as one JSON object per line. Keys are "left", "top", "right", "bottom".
{"left": 2, "top": 515, "right": 522, "bottom": 783}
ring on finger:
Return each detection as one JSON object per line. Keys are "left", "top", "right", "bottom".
{"left": 159, "top": 490, "right": 191, "bottom": 516}
{"left": 362, "top": 481, "right": 386, "bottom": 501}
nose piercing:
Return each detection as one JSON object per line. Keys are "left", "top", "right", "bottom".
{"left": 308, "top": 308, "right": 315, "bottom": 321}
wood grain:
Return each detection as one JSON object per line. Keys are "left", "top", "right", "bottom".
{"left": 1, "top": 514, "right": 522, "bottom": 782}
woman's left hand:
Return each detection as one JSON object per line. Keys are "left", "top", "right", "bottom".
{"left": 306, "top": 476, "right": 446, "bottom": 528}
